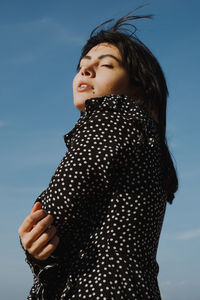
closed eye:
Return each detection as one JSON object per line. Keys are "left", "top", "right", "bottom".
{"left": 101, "top": 64, "right": 113, "bottom": 68}
{"left": 76, "top": 64, "right": 113, "bottom": 72}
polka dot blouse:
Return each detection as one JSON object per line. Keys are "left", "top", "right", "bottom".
{"left": 24, "top": 94, "right": 167, "bottom": 299}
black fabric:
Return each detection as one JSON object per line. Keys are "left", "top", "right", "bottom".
{"left": 24, "top": 94, "right": 167, "bottom": 299}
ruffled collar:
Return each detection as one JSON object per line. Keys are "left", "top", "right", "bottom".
{"left": 64, "top": 94, "right": 159, "bottom": 149}
{"left": 80, "top": 94, "right": 158, "bottom": 123}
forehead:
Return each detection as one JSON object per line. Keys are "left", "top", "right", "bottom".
{"left": 84, "top": 43, "right": 122, "bottom": 59}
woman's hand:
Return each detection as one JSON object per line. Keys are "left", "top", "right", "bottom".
{"left": 18, "top": 202, "right": 60, "bottom": 261}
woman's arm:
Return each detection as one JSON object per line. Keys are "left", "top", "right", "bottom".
{"left": 20, "top": 108, "right": 140, "bottom": 258}
{"left": 18, "top": 202, "right": 60, "bottom": 260}
{"left": 38, "top": 109, "right": 143, "bottom": 236}
{"left": 21, "top": 107, "right": 145, "bottom": 292}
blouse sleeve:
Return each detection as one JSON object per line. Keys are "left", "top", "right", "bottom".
{"left": 40, "top": 109, "right": 143, "bottom": 227}
{"left": 24, "top": 107, "right": 146, "bottom": 291}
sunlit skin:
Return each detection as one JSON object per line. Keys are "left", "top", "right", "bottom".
{"left": 18, "top": 202, "right": 60, "bottom": 260}
{"left": 18, "top": 43, "right": 136, "bottom": 261}
{"left": 73, "top": 42, "right": 134, "bottom": 112}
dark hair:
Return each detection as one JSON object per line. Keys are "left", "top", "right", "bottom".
{"left": 77, "top": 7, "right": 178, "bottom": 204}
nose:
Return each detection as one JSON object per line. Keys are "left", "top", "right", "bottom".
{"left": 81, "top": 65, "right": 95, "bottom": 78}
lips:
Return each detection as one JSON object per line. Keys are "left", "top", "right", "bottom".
{"left": 77, "top": 81, "right": 92, "bottom": 92}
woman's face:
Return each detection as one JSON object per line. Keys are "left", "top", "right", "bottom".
{"left": 73, "top": 42, "right": 133, "bottom": 112}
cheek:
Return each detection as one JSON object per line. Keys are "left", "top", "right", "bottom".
{"left": 96, "top": 75, "right": 121, "bottom": 93}
{"left": 73, "top": 72, "right": 80, "bottom": 84}
{"left": 105, "top": 76, "right": 128, "bottom": 93}
{"left": 72, "top": 76, "right": 78, "bottom": 94}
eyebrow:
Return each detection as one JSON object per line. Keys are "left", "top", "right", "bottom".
{"left": 81, "top": 54, "right": 121, "bottom": 64}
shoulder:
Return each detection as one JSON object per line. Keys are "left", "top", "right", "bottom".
{"left": 85, "top": 94, "right": 155, "bottom": 122}
{"left": 85, "top": 94, "right": 160, "bottom": 137}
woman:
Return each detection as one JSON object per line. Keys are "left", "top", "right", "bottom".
{"left": 19, "top": 9, "right": 178, "bottom": 300}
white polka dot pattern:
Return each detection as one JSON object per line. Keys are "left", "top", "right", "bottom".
{"left": 25, "top": 94, "right": 167, "bottom": 299}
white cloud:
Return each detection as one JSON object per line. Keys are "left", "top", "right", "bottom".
{"left": 1, "top": 17, "right": 84, "bottom": 45}
{"left": 171, "top": 228, "right": 200, "bottom": 240}
{"left": 8, "top": 54, "right": 35, "bottom": 65}
{"left": 160, "top": 280, "right": 172, "bottom": 287}
{"left": 175, "top": 280, "right": 188, "bottom": 286}
{"left": 0, "top": 121, "right": 6, "bottom": 127}
{"left": 0, "top": 18, "right": 85, "bottom": 65}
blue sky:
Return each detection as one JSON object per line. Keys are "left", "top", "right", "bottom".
{"left": 0, "top": 0, "right": 199, "bottom": 299}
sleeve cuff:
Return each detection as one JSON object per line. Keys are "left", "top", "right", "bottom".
{"left": 19, "top": 236, "right": 60, "bottom": 280}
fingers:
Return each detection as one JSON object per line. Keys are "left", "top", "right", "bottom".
{"left": 34, "top": 235, "right": 60, "bottom": 260}
{"left": 31, "top": 202, "right": 42, "bottom": 213}
{"left": 18, "top": 209, "right": 47, "bottom": 234}
{"left": 18, "top": 204, "right": 60, "bottom": 261}
{"left": 28, "top": 225, "right": 57, "bottom": 255}
{"left": 21, "top": 214, "right": 54, "bottom": 250}
{"left": 30, "top": 214, "right": 54, "bottom": 244}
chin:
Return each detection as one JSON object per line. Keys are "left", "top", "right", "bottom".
{"left": 74, "top": 93, "right": 92, "bottom": 105}
{"left": 74, "top": 99, "right": 86, "bottom": 111}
